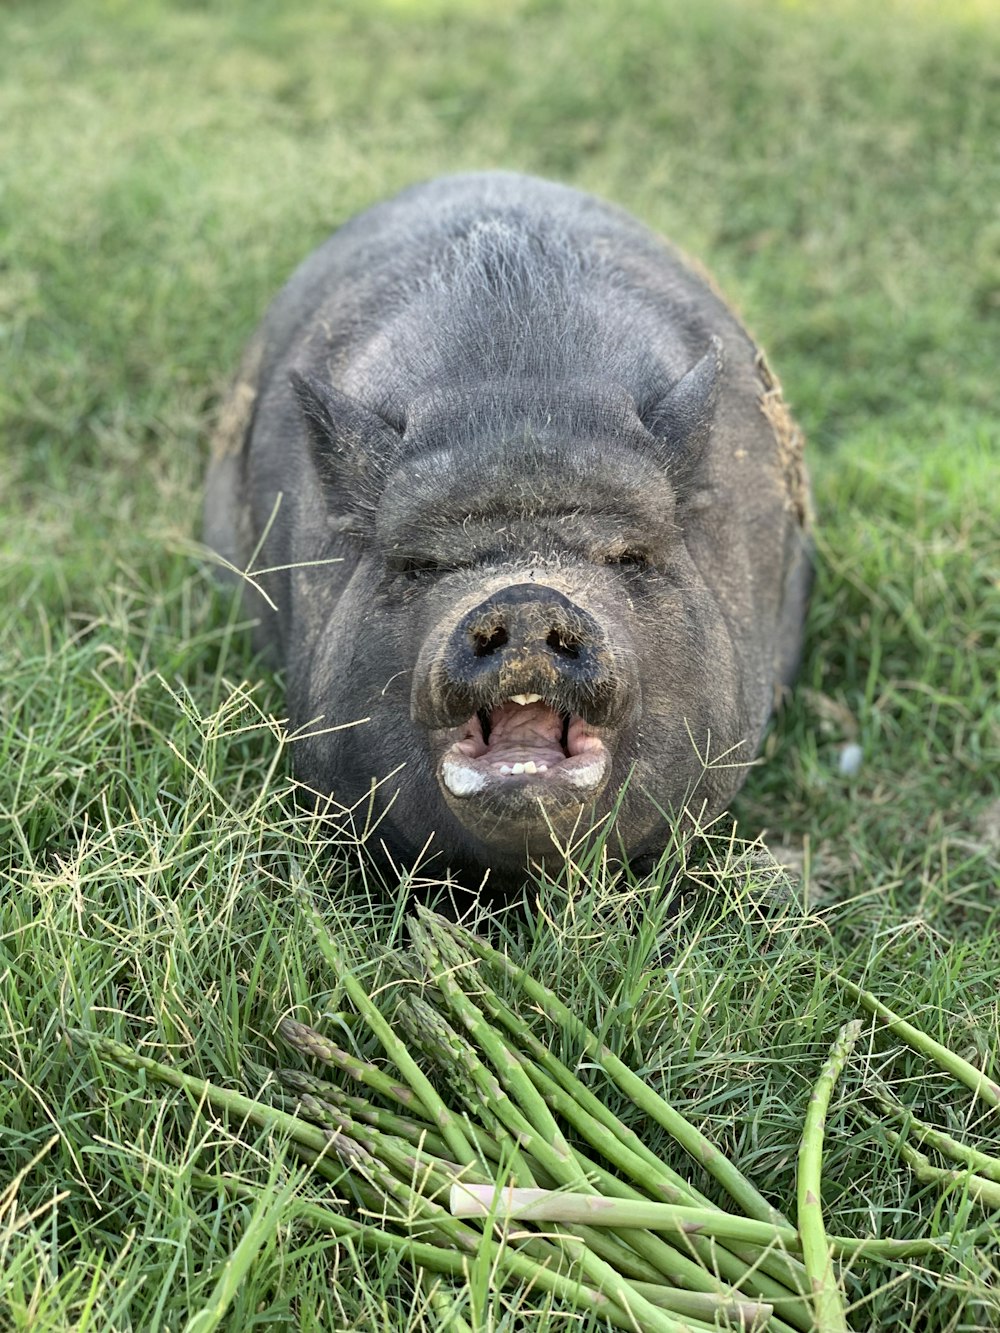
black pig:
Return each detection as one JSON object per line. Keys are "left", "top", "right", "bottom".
{"left": 204, "top": 172, "right": 810, "bottom": 882}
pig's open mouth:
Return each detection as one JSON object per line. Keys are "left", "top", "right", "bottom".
{"left": 440, "top": 696, "right": 610, "bottom": 800}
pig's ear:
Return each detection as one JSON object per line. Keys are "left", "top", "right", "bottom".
{"left": 642, "top": 336, "right": 724, "bottom": 476}
{"left": 290, "top": 370, "right": 401, "bottom": 506}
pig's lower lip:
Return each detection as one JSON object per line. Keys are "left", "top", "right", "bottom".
{"left": 438, "top": 699, "right": 611, "bottom": 799}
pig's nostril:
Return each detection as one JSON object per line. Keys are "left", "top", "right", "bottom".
{"left": 546, "top": 628, "right": 581, "bottom": 659}
{"left": 472, "top": 625, "right": 509, "bottom": 657}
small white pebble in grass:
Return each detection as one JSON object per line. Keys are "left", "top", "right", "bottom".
{"left": 838, "top": 742, "right": 863, "bottom": 777}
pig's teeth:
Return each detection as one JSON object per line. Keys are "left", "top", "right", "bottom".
{"left": 499, "top": 764, "right": 512, "bottom": 775}
{"left": 521, "top": 761, "right": 538, "bottom": 774}
{"left": 511, "top": 762, "right": 525, "bottom": 775}
{"left": 509, "top": 693, "right": 542, "bottom": 706}
{"left": 537, "top": 763, "right": 548, "bottom": 772}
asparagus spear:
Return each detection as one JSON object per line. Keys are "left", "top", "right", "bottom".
{"left": 75, "top": 1028, "right": 488, "bottom": 1258}
{"left": 277, "top": 1067, "right": 457, "bottom": 1161}
{"left": 872, "top": 1092, "right": 1000, "bottom": 1184}
{"left": 797, "top": 1020, "right": 861, "bottom": 1333}
{"left": 836, "top": 977, "right": 1000, "bottom": 1112}
{"left": 283, "top": 1091, "right": 483, "bottom": 1199}
{"left": 277, "top": 1018, "right": 432, "bottom": 1118}
{"left": 301, "top": 893, "right": 480, "bottom": 1168}
{"left": 880, "top": 1124, "right": 1000, "bottom": 1212}
{"left": 72, "top": 1030, "right": 367, "bottom": 1176}
{"left": 411, "top": 918, "right": 578, "bottom": 1172}
{"left": 449, "top": 1185, "right": 943, "bottom": 1258}
{"left": 631, "top": 1284, "right": 773, "bottom": 1331}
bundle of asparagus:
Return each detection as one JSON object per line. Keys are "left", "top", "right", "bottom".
{"left": 72, "top": 902, "right": 998, "bottom": 1333}
{"left": 278, "top": 905, "right": 813, "bottom": 1333}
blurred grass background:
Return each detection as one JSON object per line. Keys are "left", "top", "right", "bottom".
{"left": 1, "top": 0, "right": 998, "bottom": 1329}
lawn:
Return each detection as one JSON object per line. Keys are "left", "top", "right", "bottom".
{"left": 1, "top": 0, "right": 998, "bottom": 1329}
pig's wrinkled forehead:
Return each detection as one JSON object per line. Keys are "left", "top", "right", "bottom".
{"left": 401, "top": 377, "right": 641, "bottom": 448}
{"left": 374, "top": 385, "right": 678, "bottom": 549}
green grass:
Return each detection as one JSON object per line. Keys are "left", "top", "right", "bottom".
{"left": 1, "top": 0, "right": 998, "bottom": 1328}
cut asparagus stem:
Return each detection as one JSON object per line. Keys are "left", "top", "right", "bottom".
{"left": 836, "top": 977, "right": 1000, "bottom": 1111}
{"left": 294, "top": 1127, "right": 626, "bottom": 1319}
{"left": 286, "top": 1132, "right": 674, "bottom": 1324}
{"left": 509, "top": 1089, "right": 812, "bottom": 1330}
{"left": 534, "top": 1230, "right": 713, "bottom": 1333}
{"left": 797, "top": 1020, "right": 861, "bottom": 1333}
{"left": 295, "top": 1093, "right": 612, "bottom": 1301}
{"left": 302, "top": 1121, "right": 621, "bottom": 1300}
{"left": 449, "top": 1185, "right": 942, "bottom": 1259}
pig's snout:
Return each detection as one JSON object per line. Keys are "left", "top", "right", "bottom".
{"left": 456, "top": 584, "right": 601, "bottom": 685}
{"left": 418, "top": 583, "right": 627, "bottom": 729}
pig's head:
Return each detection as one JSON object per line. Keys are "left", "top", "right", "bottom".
{"left": 289, "top": 337, "right": 756, "bottom": 877}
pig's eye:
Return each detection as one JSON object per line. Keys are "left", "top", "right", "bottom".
{"left": 604, "top": 549, "right": 648, "bottom": 571}
{"left": 392, "top": 555, "right": 450, "bottom": 580}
